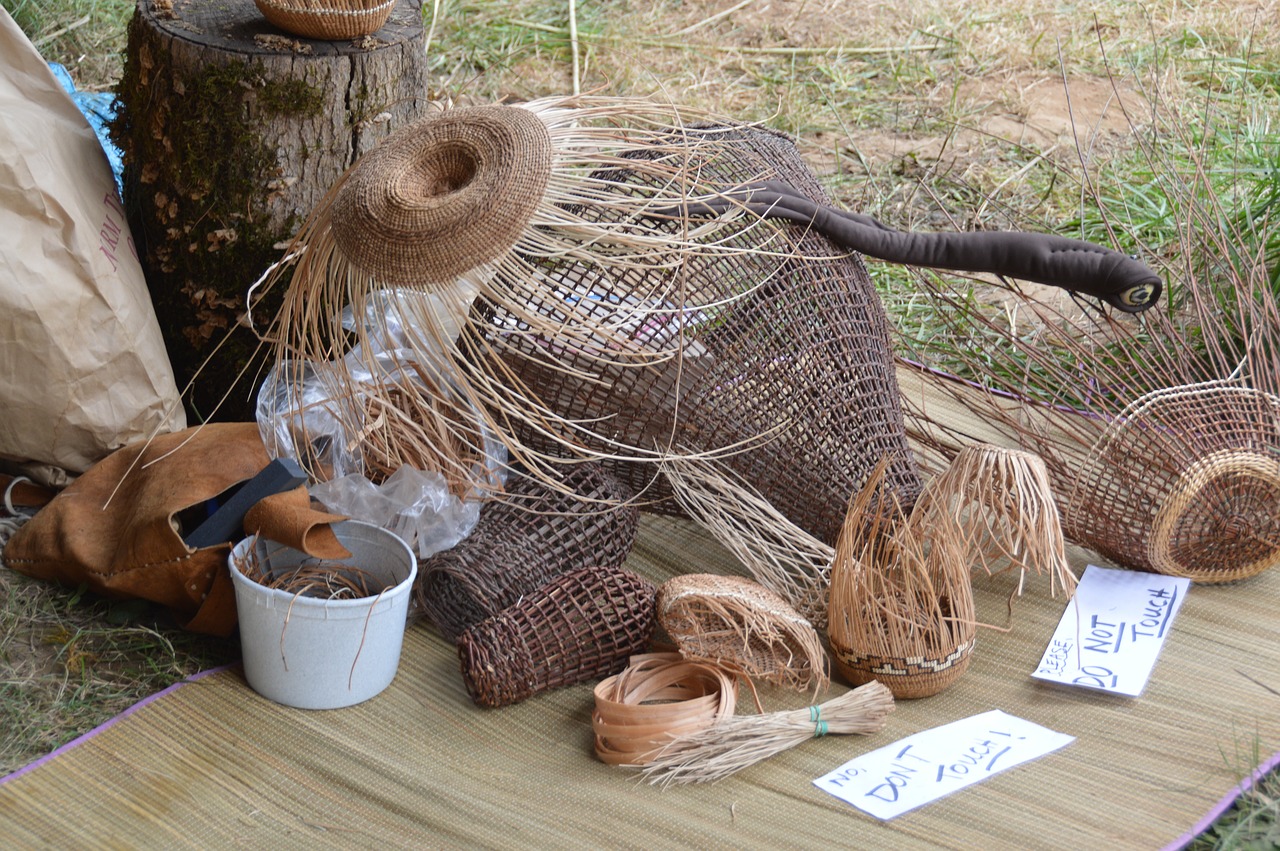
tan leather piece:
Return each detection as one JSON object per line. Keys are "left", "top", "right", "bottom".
{"left": 243, "top": 486, "right": 350, "bottom": 560}
{"left": 3, "top": 423, "right": 271, "bottom": 637}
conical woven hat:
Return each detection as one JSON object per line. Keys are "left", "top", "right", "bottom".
{"left": 331, "top": 105, "right": 553, "bottom": 285}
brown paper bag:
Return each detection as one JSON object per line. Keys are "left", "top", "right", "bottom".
{"left": 0, "top": 10, "right": 185, "bottom": 475}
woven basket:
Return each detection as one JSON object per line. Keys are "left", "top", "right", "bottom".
{"left": 657, "top": 574, "right": 827, "bottom": 693}
{"left": 456, "top": 565, "right": 657, "bottom": 708}
{"left": 461, "top": 123, "right": 922, "bottom": 544}
{"left": 827, "top": 462, "right": 976, "bottom": 699}
{"left": 254, "top": 0, "right": 396, "bottom": 40}
{"left": 1064, "top": 381, "right": 1280, "bottom": 583}
{"left": 414, "top": 462, "right": 639, "bottom": 642}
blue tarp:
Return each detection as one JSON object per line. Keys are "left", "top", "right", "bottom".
{"left": 48, "top": 62, "right": 124, "bottom": 194}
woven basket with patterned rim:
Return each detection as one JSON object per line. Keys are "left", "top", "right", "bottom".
{"left": 254, "top": 0, "right": 396, "bottom": 40}
{"left": 456, "top": 565, "right": 657, "bottom": 708}
{"left": 831, "top": 638, "right": 975, "bottom": 701}
{"left": 413, "top": 462, "right": 638, "bottom": 642}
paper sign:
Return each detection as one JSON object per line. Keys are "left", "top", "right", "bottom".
{"left": 814, "top": 710, "right": 1074, "bottom": 820}
{"left": 1032, "top": 565, "right": 1190, "bottom": 696}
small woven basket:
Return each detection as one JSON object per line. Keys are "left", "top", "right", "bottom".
{"left": 827, "top": 461, "right": 976, "bottom": 699}
{"left": 456, "top": 565, "right": 657, "bottom": 708}
{"left": 414, "top": 463, "right": 639, "bottom": 642}
{"left": 657, "top": 574, "right": 828, "bottom": 693}
{"left": 254, "top": 0, "right": 396, "bottom": 40}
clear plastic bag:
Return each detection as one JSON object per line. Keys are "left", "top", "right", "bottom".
{"left": 255, "top": 286, "right": 504, "bottom": 558}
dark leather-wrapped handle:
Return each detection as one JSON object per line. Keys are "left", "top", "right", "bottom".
{"left": 659, "top": 181, "right": 1162, "bottom": 313}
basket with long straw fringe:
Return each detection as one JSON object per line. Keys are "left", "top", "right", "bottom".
{"left": 909, "top": 443, "right": 1076, "bottom": 598}
{"left": 456, "top": 564, "right": 656, "bottom": 708}
{"left": 254, "top": 0, "right": 396, "bottom": 40}
{"left": 657, "top": 574, "right": 828, "bottom": 695}
{"left": 828, "top": 461, "right": 976, "bottom": 699}
{"left": 259, "top": 98, "right": 922, "bottom": 544}
{"left": 414, "top": 462, "right": 638, "bottom": 642}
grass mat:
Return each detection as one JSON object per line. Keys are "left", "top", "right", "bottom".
{"left": 1, "top": 513, "right": 1276, "bottom": 849}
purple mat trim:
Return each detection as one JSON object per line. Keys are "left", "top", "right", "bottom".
{"left": 1161, "top": 750, "right": 1280, "bottom": 851}
{"left": 0, "top": 663, "right": 238, "bottom": 787}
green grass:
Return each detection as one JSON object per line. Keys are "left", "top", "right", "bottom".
{"left": 0, "top": 551, "right": 238, "bottom": 776}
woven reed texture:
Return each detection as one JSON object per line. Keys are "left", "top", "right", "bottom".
{"left": 831, "top": 638, "right": 976, "bottom": 701}
{"left": 254, "top": 0, "right": 396, "bottom": 40}
{"left": 1063, "top": 382, "right": 1280, "bottom": 583}
{"left": 463, "top": 124, "right": 921, "bottom": 544}
{"left": 415, "top": 462, "right": 639, "bottom": 642}
{"left": 2, "top": 515, "right": 1278, "bottom": 848}
{"left": 456, "top": 564, "right": 656, "bottom": 708}
{"left": 657, "top": 573, "right": 827, "bottom": 692}
{"left": 332, "top": 105, "right": 553, "bottom": 283}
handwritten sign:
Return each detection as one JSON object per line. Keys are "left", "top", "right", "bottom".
{"left": 1032, "top": 565, "right": 1190, "bottom": 696}
{"left": 814, "top": 710, "right": 1074, "bottom": 820}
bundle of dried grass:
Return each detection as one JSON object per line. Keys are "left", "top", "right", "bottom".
{"left": 909, "top": 444, "right": 1075, "bottom": 598}
{"left": 639, "top": 681, "right": 894, "bottom": 786}
{"left": 258, "top": 98, "right": 922, "bottom": 540}
{"left": 827, "top": 461, "right": 976, "bottom": 699}
{"left": 658, "top": 574, "right": 828, "bottom": 695}
{"left": 660, "top": 453, "right": 833, "bottom": 627}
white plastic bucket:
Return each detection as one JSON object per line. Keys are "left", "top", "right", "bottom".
{"left": 228, "top": 520, "right": 417, "bottom": 710}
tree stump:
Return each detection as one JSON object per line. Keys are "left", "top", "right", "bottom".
{"left": 111, "top": 0, "right": 428, "bottom": 421}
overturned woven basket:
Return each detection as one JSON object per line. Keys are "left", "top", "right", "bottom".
{"left": 254, "top": 0, "right": 396, "bottom": 40}
{"left": 265, "top": 99, "right": 923, "bottom": 545}
{"left": 456, "top": 565, "right": 657, "bottom": 708}
{"left": 414, "top": 462, "right": 639, "bottom": 642}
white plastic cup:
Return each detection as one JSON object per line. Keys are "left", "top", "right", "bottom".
{"left": 228, "top": 520, "right": 417, "bottom": 709}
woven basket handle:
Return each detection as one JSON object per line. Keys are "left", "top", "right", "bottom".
{"left": 659, "top": 180, "right": 1162, "bottom": 314}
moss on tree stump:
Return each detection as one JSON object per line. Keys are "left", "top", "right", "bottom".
{"left": 110, "top": 0, "right": 428, "bottom": 421}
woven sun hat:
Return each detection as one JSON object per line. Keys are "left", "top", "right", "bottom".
{"left": 254, "top": 0, "right": 397, "bottom": 40}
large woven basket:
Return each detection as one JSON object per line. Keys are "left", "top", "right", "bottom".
{"left": 456, "top": 565, "right": 657, "bottom": 708}
{"left": 254, "top": 0, "right": 396, "bottom": 40}
{"left": 414, "top": 462, "right": 639, "bottom": 642}
{"left": 461, "top": 123, "right": 922, "bottom": 544}
{"left": 1063, "top": 381, "right": 1280, "bottom": 583}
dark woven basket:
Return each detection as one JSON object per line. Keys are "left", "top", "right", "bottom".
{"left": 415, "top": 462, "right": 639, "bottom": 642}
{"left": 457, "top": 565, "right": 657, "bottom": 708}
{"left": 462, "top": 124, "right": 921, "bottom": 544}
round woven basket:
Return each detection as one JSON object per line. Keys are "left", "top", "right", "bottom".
{"left": 254, "top": 0, "right": 396, "bottom": 40}
{"left": 1065, "top": 382, "right": 1280, "bottom": 583}
{"left": 830, "top": 638, "right": 975, "bottom": 701}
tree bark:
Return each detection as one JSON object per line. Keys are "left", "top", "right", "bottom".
{"left": 112, "top": 0, "right": 427, "bottom": 421}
